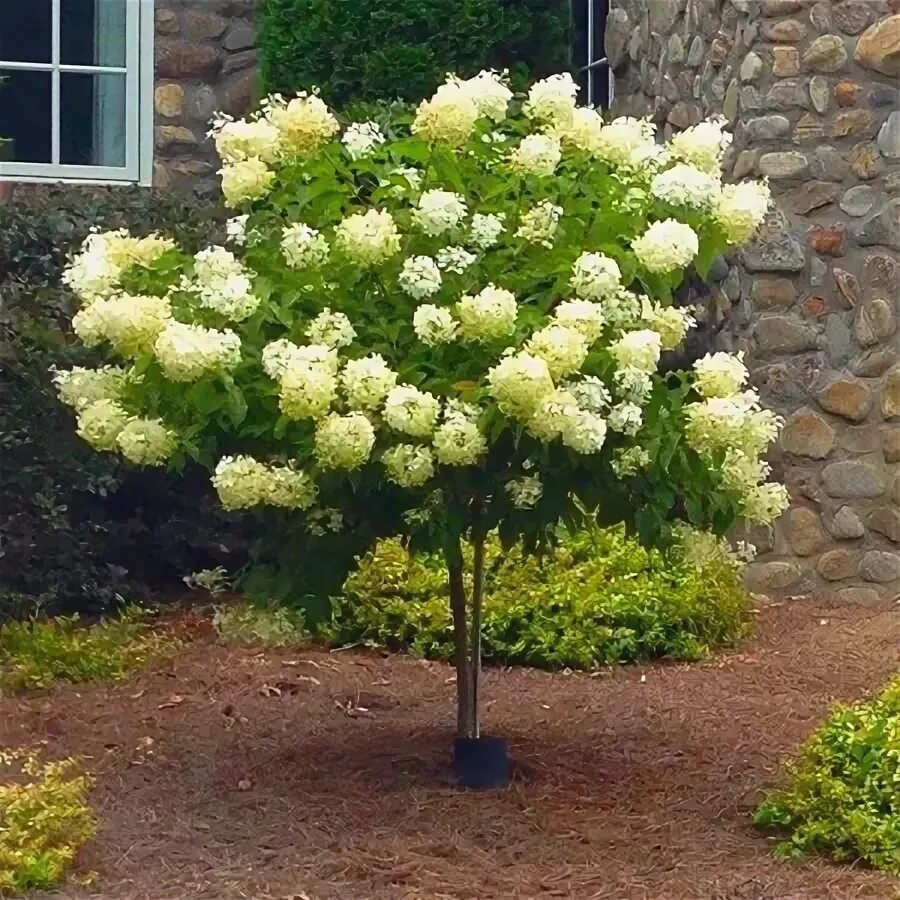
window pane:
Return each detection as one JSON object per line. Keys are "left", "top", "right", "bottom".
{"left": 60, "top": 72, "right": 126, "bottom": 166}
{"left": 0, "top": 0, "right": 52, "bottom": 63}
{"left": 61, "top": 0, "right": 127, "bottom": 67}
{"left": 0, "top": 70, "right": 51, "bottom": 162}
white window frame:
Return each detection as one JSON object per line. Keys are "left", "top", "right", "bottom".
{"left": 0, "top": 0, "right": 153, "bottom": 186}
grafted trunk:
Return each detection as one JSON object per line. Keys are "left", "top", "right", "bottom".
{"left": 447, "top": 544, "right": 475, "bottom": 739}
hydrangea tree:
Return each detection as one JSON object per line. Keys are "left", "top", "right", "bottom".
{"left": 56, "top": 72, "right": 785, "bottom": 764}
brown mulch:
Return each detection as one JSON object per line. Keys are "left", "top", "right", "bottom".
{"left": 3, "top": 596, "right": 900, "bottom": 900}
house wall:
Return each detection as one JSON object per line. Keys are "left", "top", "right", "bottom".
{"left": 608, "top": 0, "right": 899, "bottom": 601}
{"left": 153, "top": 0, "right": 258, "bottom": 192}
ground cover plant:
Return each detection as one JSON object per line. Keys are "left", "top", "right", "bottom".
{"left": 755, "top": 675, "right": 900, "bottom": 875}
{"left": 53, "top": 71, "right": 781, "bottom": 764}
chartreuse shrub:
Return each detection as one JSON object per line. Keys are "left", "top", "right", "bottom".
{"left": 54, "top": 72, "right": 780, "bottom": 741}
{"left": 258, "top": 0, "right": 569, "bottom": 107}
{"left": 213, "top": 600, "right": 308, "bottom": 647}
{"left": 0, "top": 607, "right": 173, "bottom": 694}
{"left": 754, "top": 677, "right": 900, "bottom": 875}
{"left": 327, "top": 525, "right": 750, "bottom": 668}
{"left": 0, "top": 748, "right": 95, "bottom": 894}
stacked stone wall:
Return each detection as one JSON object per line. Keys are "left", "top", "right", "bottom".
{"left": 608, "top": 0, "right": 899, "bottom": 601}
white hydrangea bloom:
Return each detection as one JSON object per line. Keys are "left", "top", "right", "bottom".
{"left": 602, "top": 289, "right": 644, "bottom": 333}
{"left": 383, "top": 385, "right": 441, "bottom": 438}
{"left": 720, "top": 448, "right": 771, "bottom": 495}
{"left": 315, "top": 412, "right": 376, "bottom": 470}
{"left": 455, "top": 69, "right": 512, "bottom": 122}
{"left": 154, "top": 321, "right": 242, "bottom": 382}
{"left": 608, "top": 401, "right": 644, "bottom": 435}
{"left": 281, "top": 223, "right": 330, "bottom": 269}
{"left": 53, "top": 365, "right": 129, "bottom": 411}
{"left": 552, "top": 300, "right": 605, "bottom": 344}
{"left": 379, "top": 165, "right": 423, "bottom": 196}
{"left": 610, "top": 329, "right": 662, "bottom": 373}
{"left": 382, "top": 444, "right": 436, "bottom": 487}
{"left": 612, "top": 445, "right": 652, "bottom": 477}
{"left": 527, "top": 389, "right": 607, "bottom": 453}
{"left": 341, "top": 353, "right": 398, "bottom": 410}
{"left": 468, "top": 212, "right": 506, "bottom": 250}
{"left": 210, "top": 115, "right": 281, "bottom": 164}
{"left": 278, "top": 348, "right": 339, "bottom": 420}
{"left": 76, "top": 399, "right": 129, "bottom": 451}
{"left": 516, "top": 200, "right": 562, "bottom": 247}
{"left": 508, "top": 134, "right": 562, "bottom": 177}
{"left": 432, "top": 406, "right": 487, "bottom": 466}
{"left": 506, "top": 475, "right": 543, "bottom": 509}
{"left": 306, "top": 308, "right": 356, "bottom": 348}
{"left": 570, "top": 252, "right": 621, "bottom": 300}
{"left": 413, "top": 304, "right": 458, "bottom": 346}
{"left": 72, "top": 293, "right": 172, "bottom": 357}
{"left": 554, "top": 106, "right": 605, "bottom": 156}
{"left": 593, "top": 117, "right": 663, "bottom": 168}
{"left": 715, "top": 181, "right": 771, "bottom": 244}
{"left": 305, "top": 507, "right": 344, "bottom": 535}
{"left": 116, "top": 418, "right": 175, "bottom": 467}
{"left": 693, "top": 351, "right": 748, "bottom": 398}
{"left": 526, "top": 324, "right": 589, "bottom": 378}
{"left": 399, "top": 256, "right": 443, "bottom": 299}
{"left": 651, "top": 163, "right": 722, "bottom": 208}
{"left": 435, "top": 246, "right": 476, "bottom": 274}
{"left": 225, "top": 214, "right": 249, "bottom": 246}
{"left": 645, "top": 302, "right": 695, "bottom": 350}
{"left": 741, "top": 482, "right": 790, "bottom": 525}
{"left": 212, "top": 455, "right": 317, "bottom": 510}
{"left": 262, "top": 339, "right": 339, "bottom": 379}
{"left": 412, "top": 79, "right": 479, "bottom": 147}
{"left": 632, "top": 219, "right": 699, "bottom": 272}
{"left": 413, "top": 190, "right": 467, "bottom": 236}
{"left": 560, "top": 407, "right": 608, "bottom": 454}
{"left": 486, "top": 352, "right": 555, "bottom": 418}
{"left": 523, "top": 73, "right": 578, "bottom": 125}
{"left": 564, "top": 375, "right": 611, "bottom": 413}
{"left": 262, "top": 91, "right": 339, "bottom": 156}
{"left": 613, "top": 367, "right": 653, "bottom": 405}
{"left": 334, "top": 208, "right": 401, "bottom": 265}
{"left": 191, "top": 246, "right": 260, "bottom": 322}
{"left": 668, "top": 117, "right": 732, "bottom": 175}
{"left": 219, "top": 158, "right": 275, "bottom": 207}
{"left": 684, "top": 391, "right": 782, "bottom": 456}
{"left": 456, "top": 284, "right": 518, "bottom": 341}
{"left": 341, "top": 121, "right": 386, "bottom": 159}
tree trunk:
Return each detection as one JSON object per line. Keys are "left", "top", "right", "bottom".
{"left": 446, "top": 541, "right": 475, "bottom": 739}
{"left": 469, "top": 530, "right": 486, "bottom": 739}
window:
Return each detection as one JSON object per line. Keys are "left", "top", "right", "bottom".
{"left": 0, "top": 0, "right": 152, "bottom": 185}
{"left": 572, "top": 0, "right": 613, "bottom": 109}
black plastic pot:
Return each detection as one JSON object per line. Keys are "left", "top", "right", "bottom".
{"left": 453, "top": 736, "right": 510, "bottom": 789}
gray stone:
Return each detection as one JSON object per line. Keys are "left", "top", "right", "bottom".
{"left": 855, "top": 299, "right": 898, "bottom": 347}
{"left": 687, "top": 35, "right": 705, "bottom": 67}
{"left": 187, "top": 85, "right": 218, "bottom": 123}
{"left": 877, "top": 111, "right": 900, "bottom": 159}
{"left": 732, "top": 150, "right": 759, "bottom": 179}
{"left": 759, "top": 151, "right": 809, "bottom": 178}
{"left": 868, "top": 507, "right": 900, "bottom": 543}
{"left": 605, "top": 9, "right": 632, "bottom": 67}
{"left": 802, "top": 34, "right": 849, "bottom": 72}
{"left": 829, "top": 505, "right": 865, "bottom": 539}
{"left": 649, "top": 0, "right": 680, "bottom": 33}
{"left": 811, "top": 146, "right": 850, "bottom": 181}
{"left": 822, "top": 461, "right": 888, "bottom": 498}
{"left": 853, "top": 346, "right": 899, "bottom": 378}
{"left": 761, "top": 0, "right": 803, "bottom": 13}
{"left": 834, "top": 2, "right": 872, "bottom": 35}
{"left": 745, "top": 115, "right": 790, "bottom": 141}
{"left": 859, "top": 551, "right": 900, "bottom": 583}
{"left": 886, "top": 172, "right": 900, "bottom": 195}
{"left": 865, "top": 252, "right": 900, "bottom": 298}
{"left": 885, "top": 427, "right": 900, "bottom": 464}
{"left": 853, "top": 199, "right": 900, "bottom": 251}
{"left": 840, "top": 185, "right": 877, "bottom": 218}
{"left": 833, "top": 269, "right": 861, "bottom": 309}
{"left": 741, "top": 86, "right": 763, "bottom": 113}
{"left": 825, "top": 314, "right": 853, "bottom": 365}
{"left": 809, "top": 1, "right": 833, "bottom": 32}
{"left": 746, "top": 561, "right": 805, "bottom": 591}
{"left": 223, "top": 21, "right": 255, "bottom": 52}
{"left": 808, "top": 76, "right": 831, "bottom": 113}
{"left": 668, "top": 33, "right": 685, "bottom": 64}
{"left": 740, "top": 51, "right": 763, "bottom": 82}
{"left": 818, "top": 548, "right": 860, "bottom": 580}
{"left": 882, "top": 365, "right": 900, "bottom": 419}
{"left": 742, "top": 236, "right": 806, "bottom": 273}
{"left": 723, "top": 79, "right": 740, "bottom": 122}
{"left": 754, "top": 315, "right": 819, "bottom": 354}
{"left": 184, "top": 11, "right": 228, "bottom": 40}
{"left": 751, "top": 278, "right": 796, "bottom": 309}
{"left": 794, "top": 113, "right": 826, "bottom": 144}
{"left": 780, "top": 409, "right": 835, "bottom": 459}
{"left": 765, "top": 80, "right": 810, "bottom": 110}
{"left": 835, "top": 587, "right": 888, "bottom": 606}
{"left": 809, "top": 255, "right": 828, "bottom": 287}
{"left": 789, "top": 181, "right": 837, "bottom": 213}
{"left": 222, "top": 49, "right": 257, "bottom": 75}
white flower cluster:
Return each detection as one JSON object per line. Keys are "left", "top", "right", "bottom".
{"left": 334, "top": 209, "right": 401, "bottom": 265}
{"left": 552, "top": 299, "right": 605, "bottom": 343}
{"left": 225, "top": 215, "right": 249, "bottom": 246}
{"left": 210, "top": 114, "right": 280, "bottom": 164}
{"left": 506, "top": 475, "right": 543, "bottom": 509}
{"left": 53, "top": 365, "right": 129, "bottom": 411}
{"left": 341, "top": 353, "right": 398, "bottom": 410}
{"left": 154, "top": 321, "right": 242, "bottom": 382}
{"left": 612, "top": 446, "right": 651, "bottom": 477}
{"left": 457, "top": 284, "right": 518, "bottom": 341}
{"left": 315, "top": 412, "right": 376, "bottom": 470}
{"left": 526, "top": 324, "right": 588, "bottom": 378}
{"left": 668, "top": 117, "right": 732, "bottom": 175}
{"left": 610, "top": 329, "right": 662, "bottom": 373}
{"left": 399, "top": 256, "right": 443, "bottom": 299}
{"left": 190, "top": 246, "right": 260, "bottom": 322}
{"left": 73, "top": 293, "right": 172, "bottom": 357}
{"left": 468, "top": 212, "right": 506, "bottom": 250}
{"left": 508, "top": 134, "right": 561, "bottom": 177}
{"left": 432, "top": 403, "right": 487, "bottom": 466}
{"left": 527, "top": 388, "right": 608, "bottom": 453}
{"left": 281, "top": 223, "right": 330, "bottom": 269}
{"left": 212, "top": 455, "right": 317, "bottom": 510}
{"left": 382, "top": 444, "right": 435, "bottom": 487}
{"left": 693, "top": 351, "right": 748, "bottom": 399}
{"left": 608, "top": 402, "right": 643, "bottom": 435}
{"left": 554, "top": 106, "right": 604, "bottom": 156}
{"left": 645, "top": 302, "right": 695, "bottom": 350}
{"left": 715, "top": 181, "right": 771, "bottom": 244}
{"left": 414, "top": 190, "right": 467, "bottom": 236}
{"left": 76, "top": 399, "right": 130, "bottom": 451}
{"left": 341, "top": 121, "right": 385, "bottom": 159}
{"left": 383, "top": 385, "right": 440, "bottom": 437}
{"left": 261, "top": 91, "right": 339, "bottom": 157}
{"left": 632, "top": 219, "right": 699, "bottom": 273}
{"left": 116, "top": 418, "right": 176, "bottom": 467}
{"left": 413, "top": 304, "right": 457, "bottom": 345}
{"left": 651, "top": 163, "right": 722, "bottom": 209}
{"left": 685, "top": 391, "right": 780, "bottom": 457}
{"left": 455, "top": 70, "right": 513, "bottom": 122}
{"left": 523, "top": 73, "right": 578, "bottom": 126}
{"left": 569, "top": 252, "right": 621, "bottom": 300}
{"left": 436, "top": 246, "right": 476, "bottom": 274}
{"left": 273, "top": 342, "right": 339, "bottom": 419}
{"left": 487, "top": 352, "right": 554, "bottom": 418}
{"left": 219, "top": 158, "right": 275, "bottom": 207}
{"left": 592, "top": 117, "right": 662, "bottom": 169}
{"left": 516, "top": 201, "right": 563, "bottom": 247}
{"left": 307, "top": 308, "right": 356, "bottom": 348}
{"left": 64, "top": 229, "right": 174, "bottom": 303}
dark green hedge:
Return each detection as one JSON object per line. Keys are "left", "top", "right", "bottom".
{"left": 258, "top": 0, "right": 570, "bottom": 108}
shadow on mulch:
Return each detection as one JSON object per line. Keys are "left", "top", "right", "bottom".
{"left": 4, "top": 594, "right": 900, "bottom": 900}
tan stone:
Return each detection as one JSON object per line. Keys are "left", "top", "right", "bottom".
{"left": 865, "top": 252, "right": 900, "bottom": 297}
{"left": 746, "top": 561, "right": 805, "bottom": 590}
{"left": 816, "top": 376, "right": 872, "bottom": 422}
{"left": 841, "top": 425, "right": 881, "bottom": 453}
{"left": 789, "top": 508, "right": 828, "bottom": 555}
{"left": 828, "top": 109, "right": 876, "bottom": 137}
{"left": 155, "top": 125, "right": 197, "bottom": 152}
{"left": 781, "top": 408, "right": 835, "bottom": 458}
{"left": 803, "top": 35, "right": 849, "bottom": 72}
{"left": 855, "top": 15, "right": 900, "bottom": 76}
{"left": 847, "top": 142, "right": 883, "bottom": 179}
{"left": 818, "top": 548, "right": 860, "bottom": 580}
{"left": 884, "top": 426, "right": 900, "bottom": 463}
{"left": 751, "top": 278, "right": 797, "bottom": 309}
{"left": 154, "top": 83, "right": 184, "bottom": 118}
{"left": 834, "top": 80, "right": 861, "bottom": 107}
{"left": 881, "top": 365, "right": 900, "bottom": 419}
{"left": 762, "top": 19, "right": 808, "bottom": 42}
{"left": 833, "top": 269, "right": 861, "bottom": 308}
{"left": 868, "top": 507, "right": 900, "bottom": 543}
{"left": 773, "top": 46, "right": 800, "bottom": 76}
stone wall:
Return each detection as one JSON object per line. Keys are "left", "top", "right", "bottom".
{"left": 607, "top": 0, "right": 899, "bottom": 601}
{"left": 153, "top": 0, "right": 258, "bottom": 192}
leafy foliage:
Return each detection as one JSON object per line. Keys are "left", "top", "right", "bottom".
{"left": 213, "top": 600, "right": 308, "bottom": 646}
{"left": 326, "top": 526, "right": 750, "bottom": 668}
{"left": 258, "top": 0, "right": 569, "bottom": 107}
{"left": 0, "top": 748, "right": 95, "bottom": 895}
{"left": 754, "top": 677, "right": 900, "bottom": 875}
{"left": 0, "top": 607, "right": 174, "bottom": 694}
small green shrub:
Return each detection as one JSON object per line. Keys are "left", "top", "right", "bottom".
{"left": 754, "top": 677, "right": 900, "bottom": 875}
{"left": 259, "top": 0, "right": 570, "bottom": 107}
{"left": 0, "top": 748, "right": 95, "bottom": 894}
{"left": 213, "top": 601, "right": 308, "bottom": 647}
{"left": 326, "top": 526, "right": 750, "bottom": 669}
{"left": 0, "top": 607, "right": 173, "bottom": 693}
